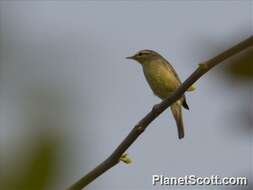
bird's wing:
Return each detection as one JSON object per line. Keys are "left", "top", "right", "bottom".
{"left": 162, "top": 58, "right": 182, "bottom": 84}
{"left": 163, "top": 58, "right": 196, "bottom": 92}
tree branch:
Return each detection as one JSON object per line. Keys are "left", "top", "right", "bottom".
{"left": 66, "top": 36, "right": 253, "bottom": 190}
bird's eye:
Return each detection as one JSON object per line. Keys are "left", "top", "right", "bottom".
{"left": 138, "top": 52, "right": 143, "bottom": 56}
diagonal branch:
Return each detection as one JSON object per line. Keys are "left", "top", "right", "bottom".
{"left": 66, "top": 36, "right": 253, "bottom": 190}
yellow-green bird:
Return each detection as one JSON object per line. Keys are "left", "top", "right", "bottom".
{"left": 127, "top": 50, "right": 194, "bottom": 139}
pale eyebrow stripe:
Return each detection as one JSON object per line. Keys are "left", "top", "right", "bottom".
{"left": 139, "top": 50, "right": 152, "bottom": 54}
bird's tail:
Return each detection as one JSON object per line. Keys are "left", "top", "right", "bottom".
{"left": 170, "top": 102, "right": 184, "bottom": 139}
{"left": 182, "top": 96, "right": 189, "bottom": 110}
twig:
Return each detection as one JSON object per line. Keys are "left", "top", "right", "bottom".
{"left": 66, "top": 36, "right": 253, "bottom": 190}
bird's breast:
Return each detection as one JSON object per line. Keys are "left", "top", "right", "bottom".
{"left": 142, "top": 61, "right": 179, "bottom": 99}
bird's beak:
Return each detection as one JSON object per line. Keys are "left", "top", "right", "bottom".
{"left": 126, "top": 55, "right": 135, "bottom": 60}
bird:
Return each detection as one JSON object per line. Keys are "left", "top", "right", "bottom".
{"left": 126, "top": 50, "right": 195, "bottom": 139}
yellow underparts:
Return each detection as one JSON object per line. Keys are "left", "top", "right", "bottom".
{"left": 142, "top": 60, "right": 180, "bottom": 99}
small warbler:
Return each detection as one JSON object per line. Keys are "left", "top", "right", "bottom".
{"left": 127, "top": 50, "right": 194, "bottom": 139}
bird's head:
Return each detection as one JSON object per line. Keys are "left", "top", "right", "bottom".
{"left": 126, "top": 50, "right": 160, "bottom": 64}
